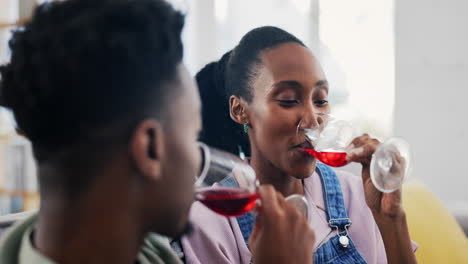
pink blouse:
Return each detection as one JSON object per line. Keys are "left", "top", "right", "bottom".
{"left": 182, "top": 170, "right": 417, "bottom": 264}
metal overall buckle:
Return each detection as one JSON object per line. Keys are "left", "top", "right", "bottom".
{"left": 329, "top": 218, "right": 352, "bottom": 248}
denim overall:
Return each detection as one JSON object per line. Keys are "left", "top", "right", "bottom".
{"left": 221, "top": 163, "right": 367, "bottom": 263}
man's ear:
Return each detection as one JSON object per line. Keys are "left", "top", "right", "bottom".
{"left": 129, "top": 119, "right": 164, "bottom": 182}
{"left": 229, "top": 95, "right": 249, "bottom": 125}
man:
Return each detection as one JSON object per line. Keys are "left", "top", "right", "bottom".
{"left": 0, "top": 0, "right": 314, "bottom": 263}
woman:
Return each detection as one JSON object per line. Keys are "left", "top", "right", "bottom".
{"left": 181, "top": 26, "right": 417, "bottom": 263}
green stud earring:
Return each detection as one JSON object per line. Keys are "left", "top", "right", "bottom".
{"left": 243, "top": 123, "right": 249, "bottom": 134}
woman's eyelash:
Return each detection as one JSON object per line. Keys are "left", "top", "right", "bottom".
{"left": 274, "top": 99, "right": 328, "bottom": 107}
{"left": 315, "top": 100, "right": 329, "bottom": 106}
{"left": 276, "top": 99, "right": 300, "bottom": 104}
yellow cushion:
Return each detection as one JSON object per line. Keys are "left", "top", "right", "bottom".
{"left": 402, "top": 180, "right": 468, "bottom": 263}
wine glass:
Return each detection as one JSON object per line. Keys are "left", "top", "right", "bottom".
{"left": 195, "top": 142, "right": 309, "bottom": 217}
{"left": 301, "top": 115, "right": 412, "bottom": 193}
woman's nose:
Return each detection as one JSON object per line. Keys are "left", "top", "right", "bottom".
{"left": 298, "top": 111, "right": 322, "bottom": 131}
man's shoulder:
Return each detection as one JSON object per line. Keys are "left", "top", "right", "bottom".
{"left": 138, "top": 233, "right": 182, "bottom": 264}
{"left": 0, "top": 213, "right": 38, "bottom": 264}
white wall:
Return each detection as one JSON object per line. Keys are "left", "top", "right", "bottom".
{"left": 0, "top": 0, "right": 19, "bottom": 63}
{"left": 19, "top": 0, "right": 36, "bottom": 19}
{"left": 395, "top": 0, "right": 468, "bottom": 213}
{"left": 319, "top": 0, "right": 395, "bottom": 140}
{"left": 182, "top": 0, "right": 217, "bottom": 75}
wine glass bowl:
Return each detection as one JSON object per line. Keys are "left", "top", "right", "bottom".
{"left": 196, "top": 142, "right": 256, "bottom": 191}
{"left": 302, "top": 115, "right": 355, "bottom": 167}
{"left": 195, "top": 143, "right": 309, "bottom": 217}
{"left": 195, "top": 143, "right": 258, "bottom": 217}
{"left": 305, "top": 115, "right": 355, "bottom": 151}
{"left": 301, "top": 116, "right": 412, "bottom": 193}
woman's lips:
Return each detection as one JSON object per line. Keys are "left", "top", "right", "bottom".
{"left": 293, "top": 142, "right": 316, "bottom": 160}
{"left": 292, "top": 141, "right": 314, "bottom": 150}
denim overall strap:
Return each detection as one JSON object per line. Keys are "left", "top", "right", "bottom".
{"left": 315, "top": 163, "right": 351, "bottom": 230}
{"left": 314, "top": 163, "right": 367, "bottom": 263}
{"left": 218, "top": 176, "right": 255, "bottom": 245}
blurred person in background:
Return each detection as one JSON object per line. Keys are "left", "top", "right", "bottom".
{"left": 181, "top": 26, "right": 418, "bottom": 264}
{"left": 0, "top": 1, "right": 313, "bottom": 263}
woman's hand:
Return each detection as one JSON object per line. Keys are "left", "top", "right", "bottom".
{"left": 249, "top": 185, "right": 315, "bottom": 264}
{"left": 346, "top": 134, "right": 405, "bottom": 220}
{"left": 347, "top": 134, "right": 417, "bottom": 264}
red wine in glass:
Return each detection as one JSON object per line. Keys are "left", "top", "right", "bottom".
{"left": 302, "top": 148, "right": 348, "bottom": 167}
{"left": 195, "top": 187, "right": 259, "bottom": 217}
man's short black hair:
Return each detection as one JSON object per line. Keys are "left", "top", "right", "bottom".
{"left": 0, "top": 0, "right": 184, "bottom": 162}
